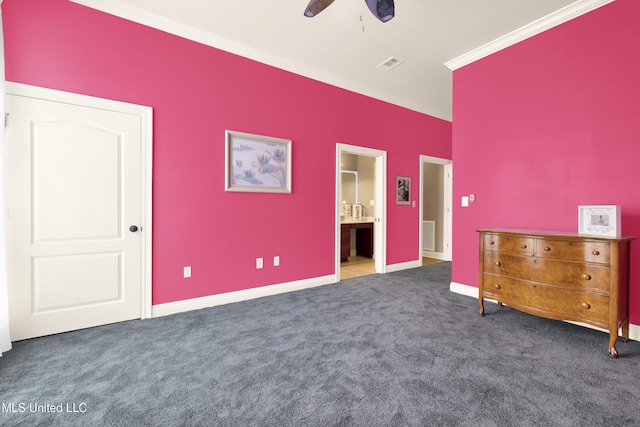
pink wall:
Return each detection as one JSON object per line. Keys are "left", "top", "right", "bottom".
{"left": 452, "top": 0, "right": 640, "bottom": 322}
{"left": 3, "top": 0, "right": 451, "bottom": 305}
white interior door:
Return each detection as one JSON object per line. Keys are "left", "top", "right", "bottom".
{"left": 373, "top": 154, "right": 387, "bottom": 272}
{"left": 444, "top": 163, "right": 452, "bottom": 261}
{"left": 5, "top": 84, "right": 151, "bottom": 340}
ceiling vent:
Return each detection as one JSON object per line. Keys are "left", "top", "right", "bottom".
{"left": 376, "top": 56, "right": 404, "bottom": 71}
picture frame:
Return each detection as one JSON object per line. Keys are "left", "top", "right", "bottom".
{"left": 578, "top": 205, "right": 621, "bottom": 237}
{"left": 225, "top": 130, "right": 292, "bottom": 193}
{"left": 396, "top": 176, "right": 411, "bottom": 205}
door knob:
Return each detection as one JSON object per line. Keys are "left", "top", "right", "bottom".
{"left": 129, "top": 225, "right": 139, "bottom": 232}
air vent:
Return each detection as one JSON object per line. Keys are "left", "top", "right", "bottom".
{"left": 376, "top": 56, "right": 404, "bottom": 71}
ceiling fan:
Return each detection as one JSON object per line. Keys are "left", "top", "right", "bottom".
{"left": 304, "top": 0, "right": 395, "bottom": 23}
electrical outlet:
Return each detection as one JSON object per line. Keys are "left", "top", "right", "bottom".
{"left": 183, "top": 266, "right": 191, "bottom": 278}
{"left": 256, "top": 258, "right": 263, "bottom": 269}
{"left": 274, "top": 256, "right": 280, "bottom": 267}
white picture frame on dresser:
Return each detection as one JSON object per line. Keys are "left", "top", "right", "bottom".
{"left": 578, "top": 205, "right": 621, "bottom": 237}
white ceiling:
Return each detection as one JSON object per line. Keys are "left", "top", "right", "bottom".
{"left": 71, "top": 0, "right": 612, "bottom": 121}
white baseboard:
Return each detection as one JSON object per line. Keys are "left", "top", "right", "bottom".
{"left": 422, "top": 250, "right": 446, "bottom": 260}
{"left": 449, "top": 281, "right": 640, "bottom": 342}
{"left": 152, "top": 274, "right": 337, "bottom": 318}
{"left": 386, "top": 260, "right": 422, "bottom": 273}
{"left": 450, "top": 281, "right": 478, "bottom": 298}
{"left": 154, "top": 259, "right": 430, "bottom": 318}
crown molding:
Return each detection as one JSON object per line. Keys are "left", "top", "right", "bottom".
{"left": 445, "top": 0, "right": 615, "bottom": 71}
{"left": 70, "top": 0, "right": 451, "bottom": 121}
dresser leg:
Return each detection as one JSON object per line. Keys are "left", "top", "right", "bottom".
{"left": 622, "top": 322, "right": 630, "bottom": 342}
{"left": 478, "top": 298, "right": 485, "bottom": 316}
{"left": 608, "top": 332, "right": 619, "bottom": 358}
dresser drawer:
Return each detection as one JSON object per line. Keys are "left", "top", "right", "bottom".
{"left": 483, "top": 252, "right": 610, "bottom": 294}
{"left": 483, "top": 234, "right": 534, "bottom": 256}
{"left": 535, "top": 239, "right": 610, "bottom": 264}
{"left": 482, "top": 274, "right": 609, "bottom": 325}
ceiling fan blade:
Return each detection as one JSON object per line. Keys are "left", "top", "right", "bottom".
{"left": 364, "top": 0, "right": 394, "bottom": 22}
{"left": 304, "top": 0, "right": 336, "bottom": 17}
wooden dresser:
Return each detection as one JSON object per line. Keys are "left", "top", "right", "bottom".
{"left": 478, "top": 229, "right": 634, "bottom": 358}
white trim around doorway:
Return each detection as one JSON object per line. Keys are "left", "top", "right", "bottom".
{"left": 419, "top": 155, "right": 452, "bottom": 262}
{"left": 336, "top": 143, "right": 387, "bottom": 281}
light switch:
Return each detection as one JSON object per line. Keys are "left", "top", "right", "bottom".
{"left": 462, "top": 196, "right": 469, "bottom": 207}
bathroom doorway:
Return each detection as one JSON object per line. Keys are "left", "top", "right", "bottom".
{"left": 336, "top": 144, "right": 387, "bottom": 281}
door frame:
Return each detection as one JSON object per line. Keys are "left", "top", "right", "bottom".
{"left": 336, "top": 143, "right": 387, "bottom": 280}
{"left": 6, "top": 82, "right": 154, "bottom": 320}
{"left": 419, "top": 155, "right": 452, "bottom": 262}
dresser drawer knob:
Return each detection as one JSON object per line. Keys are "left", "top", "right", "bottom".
{"left": 592, "top": 250, "right": 600, "bottom": 256}
{"left": 543, "top": 246, "right": 551, "bottom": 252}
{"left": 495, "top": 261, "right": 501, "bottom": 267}
{"left": 521, "top": 244, "right": 527, "bottom": 249}
{"left": 581, "top": 274, "right": 592, "bottom": 280}
{"left": 489, "top": 240, "right": 495, "bottom": 245}
{"left": 495, "top": 284, "right": 501, "bottom": 290}
{"left": 581, "top": 302, "right": 591, "bottom": 309}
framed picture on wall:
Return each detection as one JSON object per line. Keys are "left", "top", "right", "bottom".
{"left": 396, "top": 176, "right": 411, "bottom": 205}
{"left": 578, "top": 205, "right": 621, "bottom": 237}
{"left": 225, "top": 130, "right": 292, "bottom": 193}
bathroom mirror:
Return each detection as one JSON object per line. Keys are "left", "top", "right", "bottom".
{"left": 341, "top": 170, "right": 358, "bottom": 204}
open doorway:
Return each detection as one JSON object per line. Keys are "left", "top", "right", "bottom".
{"left": 419, "top": 155, "right": 452, "bottom": 263}
{"left": 336, "top": 144, "right": 387, "bottom": 281}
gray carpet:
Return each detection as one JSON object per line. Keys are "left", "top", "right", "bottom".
{"left": 1, "top": 262, "right": 640, "bottom": 426}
